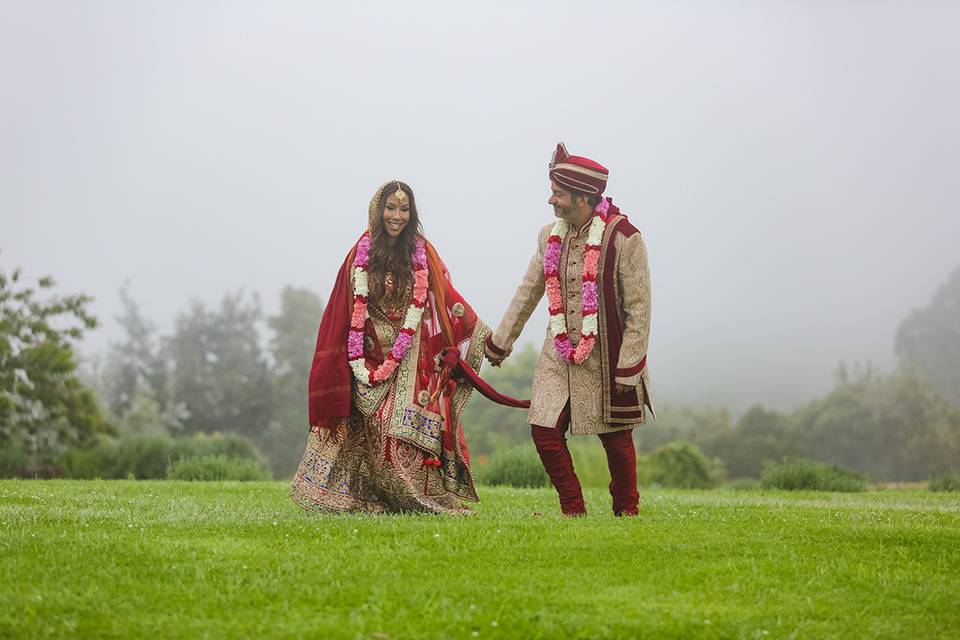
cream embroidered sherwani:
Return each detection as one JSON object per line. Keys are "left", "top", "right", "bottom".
{"left": 488, "top": 218, "right": 653, "bottom": 435}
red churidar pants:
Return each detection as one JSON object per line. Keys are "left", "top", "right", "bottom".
{"left": 530, "top": 403, "right": 639, "bottom": 516}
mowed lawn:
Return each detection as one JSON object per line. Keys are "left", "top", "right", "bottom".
{"left": 1, "top": 481, "right": 958, "bottom": 639}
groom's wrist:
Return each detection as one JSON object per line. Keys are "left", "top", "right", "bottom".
{"left": 485, "top": 334, "right": 507, "bottom": 359}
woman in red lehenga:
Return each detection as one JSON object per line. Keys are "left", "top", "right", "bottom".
{"left": 290, "top": 180, "right": 490, "bottom": 514}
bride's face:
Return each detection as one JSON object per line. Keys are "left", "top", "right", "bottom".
{"left": 381, "top": 192, "right": 410, "bottom": 238}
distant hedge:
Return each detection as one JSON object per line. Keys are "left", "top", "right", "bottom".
{"left": 760, "top": 459, "right": 867, "bottom": 492}
{"left": 167, "top": 455, "right": 270, "bottom": 481}
{"left": 56, "top": 433, "right": 267, "bottom": 480}
{"left": 480, "top": 445, "right": 548, "bottom": 488}
{"left": 928, "top": 472, "right": 960, "bottom": 493}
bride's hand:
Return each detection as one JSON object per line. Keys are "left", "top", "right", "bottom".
{"left": 485, "top": 353, "right": 504, "bottom": 367}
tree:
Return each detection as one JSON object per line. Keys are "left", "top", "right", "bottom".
{"left": 896, "top": 266, "right": 960, "bottom": 406}
{"left": 793, "top": 365, "right": 960, "bottom": 481}
{"left": 97, "top": 286, "right": 184, "bottom": 435}
{"left": 262, "top": 286, "right": 324, "bottom": 478}
{"left": 166, "top": 292, "right": 272, "bottom": 440}
{"left": 636, "top": 404, "right": 732, "bottom": 454}
{"left": 0, "top": 264, "right": 109, "bottom": 466}
{"left": 702, "top": 405, "right": 800, "bottom": 479}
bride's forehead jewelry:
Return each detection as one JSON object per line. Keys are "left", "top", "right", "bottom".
{"left": 394, "top": 181, "right": 406, "bottom": 201}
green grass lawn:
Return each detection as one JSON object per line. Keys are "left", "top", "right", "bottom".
{"left": 1, "top": 481, "right": 958, "bottom": 639}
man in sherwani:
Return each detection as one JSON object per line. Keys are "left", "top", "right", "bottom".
{"left": 485, "top": 142, "right": 654, "bottom": 516}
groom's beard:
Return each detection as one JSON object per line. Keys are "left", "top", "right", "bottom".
{"left": 553, "top": 203, "right": 576, "bottom": 219}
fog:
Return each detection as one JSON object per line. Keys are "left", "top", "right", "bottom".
{"left": 3, "top": 1, "right": 958, "bottom": 413}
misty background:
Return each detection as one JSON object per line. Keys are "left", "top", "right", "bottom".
{"left": 3, "top": 1, "right": 959, "bottom": 415}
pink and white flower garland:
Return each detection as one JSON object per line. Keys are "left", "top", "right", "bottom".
{"left": 544, "top": 199, "right": 610, "bottom": 364}
{"left": 348, "top": 232, "right": 429, "bottom": 385}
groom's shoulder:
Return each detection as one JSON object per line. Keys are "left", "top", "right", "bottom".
{"left": 611, "top": 214, "right": 641, "bottom": 239}
{"left": 537, "top": 223, "right": 554, "bottom": 243}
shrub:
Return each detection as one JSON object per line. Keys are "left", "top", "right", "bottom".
{"left": 760, "top": 459, "right": 867, "bottom": 492}
{"left": 0, "top": 446, "right": 31, "bottom": 478}
{"left": 479, "top": 445, "right": 548, "bottom": 488}
{"left": 167, "top": 455, "right": 270, "bottom": 481}
{"left": 57, "top": 433, "right": 265, "bottom": 480}
{"left": 58, "top": 436, "right": 173, "bottom": 479}
{"left": 640, "top": 441, "right": 714, "bottom": 489}
{"left": 58, "top": 442, "right": 124, "bottom": 479}
{"left": 116, "top": 436, "right": 174, "bottom": 479}
{"left": 724, "top": 477, "right": 760, "bottom": 491}
{"left": 170, "top": 433, "right": 261, "bottom": 464}
{"left": 928, "top": 472, "right": 960, "bottom": 492}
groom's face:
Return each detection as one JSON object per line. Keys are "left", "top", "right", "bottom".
{"left": 548, "top": 181, "right": 577, "bottom": 220}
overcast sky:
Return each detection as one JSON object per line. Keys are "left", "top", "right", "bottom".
{"left": 3, "top": 1, "right": 959, "bottom": 413}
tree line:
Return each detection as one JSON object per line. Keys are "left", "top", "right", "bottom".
{"left": 90, "top": 286, "right": 324, "bottom": 477}
{"left": 2, "top": 261, "right": 958, "bottom": 482}
{"left": 1, "top": 264, "right": 323, "bottom": 478}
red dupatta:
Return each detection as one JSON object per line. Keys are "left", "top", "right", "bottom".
{"left": 307, "top": 240, "right": 360, "bottom": 429}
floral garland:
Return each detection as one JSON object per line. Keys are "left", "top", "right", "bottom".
{"left": 544, "top": 199, "right": 610, "bottom": 364}
{"left": 348, "top": 232, "right": 429, "bottom": 385}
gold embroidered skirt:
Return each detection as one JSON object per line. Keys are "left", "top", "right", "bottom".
{"left": 290, "top": 383, "right": 477, "bottom": 515}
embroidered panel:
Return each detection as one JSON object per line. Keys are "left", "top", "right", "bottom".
{"left": 387, "top": 325, "right": 421, "bottom": 432}
{"left": 440, "top": 454, "right": 478, "bottom": 499}
{"left": 354, "top": 380, "right": 391, "bottom": 418}
{"left": 290, "top": 428, "right": 385, "bottom": 513}
{"left": 389, "top": 405, "right": 443, "bottom": 456}
{"left": 597, "top": 214, "right": 617, "bottom": 423}
{"left": 442, "top": 322, "right": 489, "bottom": 501}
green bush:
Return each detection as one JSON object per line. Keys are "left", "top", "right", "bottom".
{"left": 724, "top": 477, "right": 760, "bottom": 491}
{"left": 58, "top": 436, "right": 173, "bottom": 479}
{"left": 58, "top": 442, "right": 124, "bottom": 479}
{"left": 170, "top": 432, "right": 260, "bottom": 463}
{"left": 760, "top": 459, "right": 867, "bottom": 492}
{"left": 167, "top": 455, "right": 270, "bottom": 481}
{"left": 0, "top": 445, "right": 31, "bottom": 478}
{"left": 57, "top": 433, "right": 265, "bottom": 480}
{"left": 928, "top": 472, "right": 960, "bottom": 492}
{"left": 479, "top": 445, "right": 548, "bottom": 488}
{"left": 116, "top": 436, "right": 174, "bottom": 479}
{"left": 640, "top": 441, "right": 714, "bottom": 489}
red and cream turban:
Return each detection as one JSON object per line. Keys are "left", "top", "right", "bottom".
{"left": 548, "top": 142, "right": 608, "bottom": 195}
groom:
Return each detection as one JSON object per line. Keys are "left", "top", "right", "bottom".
{"left": 485, "top": 142, "right": 654, "bottom": 516}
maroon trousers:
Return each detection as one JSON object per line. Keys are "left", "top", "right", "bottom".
{"left": 531, "top": 404, "right": 639, "bottom": 516}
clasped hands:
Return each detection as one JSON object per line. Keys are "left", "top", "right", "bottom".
{"left": 484, "top": 352, "right": 505, "bottom": 368}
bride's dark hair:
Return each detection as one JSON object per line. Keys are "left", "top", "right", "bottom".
{"left": 368, "top": 181, "right": 423, "bottom": 309}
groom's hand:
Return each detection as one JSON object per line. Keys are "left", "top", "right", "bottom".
{"left": 485, "top": 353, "right": 504, "bottom": 367}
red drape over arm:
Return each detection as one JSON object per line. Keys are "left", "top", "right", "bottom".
{"left": 307, "top": 245, "right": 357, "bottom": 429}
